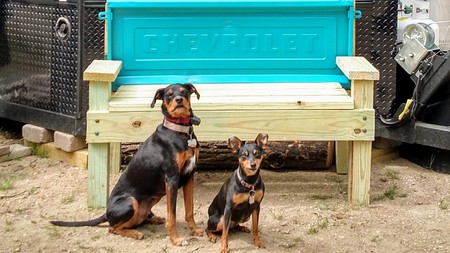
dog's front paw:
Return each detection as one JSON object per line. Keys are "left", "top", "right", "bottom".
{"left": 254, "top": 238, "right": 265, "bottom": 248}
{"left": 191, "top": 227, "right": 204, "bottom": 237}
{"left": 149, "top": 215, "right": 165, "bottom": 225}
{"left": 171, "top": 236, "right": 188, "bottom": 246}
{"left": 207, "top": 232, "right": 217, "bottom": 243}
{"left": 220, "top": 246, "right": 229, "bottom": 253}
{"left": 237, "top": 225, "right": 251, "bottom": 233}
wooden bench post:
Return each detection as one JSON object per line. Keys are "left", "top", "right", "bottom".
{"left": 84, "top": 60, "right": 122, "bottom": 208}
{"left": 337, "top": 56, "right": 379, "bottom": 206}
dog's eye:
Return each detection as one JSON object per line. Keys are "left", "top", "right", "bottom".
{"left": 167, "top": 89, "right": 174, "bottom": 96}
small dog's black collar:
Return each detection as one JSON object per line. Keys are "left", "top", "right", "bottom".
{"left": 236, "top": 169, "right": 259, "bottom": 189}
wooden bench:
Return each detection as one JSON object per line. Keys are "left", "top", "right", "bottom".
{"left": 84, "top": 0, "right": 379, "bottom": 208}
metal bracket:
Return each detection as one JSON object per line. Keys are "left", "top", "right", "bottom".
{"left": 349, "top": 10, "right": 362, "bottom": 19}
{"left": 98, "top": 11, "right": 112, "bottom": 21}
{"left": 395, "top": 38, "right": 430, "bottom": 74}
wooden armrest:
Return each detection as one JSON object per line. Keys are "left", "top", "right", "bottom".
{"left": 83, "top": 60, "right": 123, "bottom": 82}
{"left": 336, "top": 57, "right": 379, "bottom": 81}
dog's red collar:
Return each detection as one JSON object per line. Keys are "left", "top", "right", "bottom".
{"left": 164, "top": 116, "right": 191, "bottom": 125}
{"left": 163, "top": 118, "right": 192, "bottom": 135}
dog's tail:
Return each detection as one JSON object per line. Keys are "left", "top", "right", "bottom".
{"left": 50, "top": 213, "right": 107, "bottom": 227}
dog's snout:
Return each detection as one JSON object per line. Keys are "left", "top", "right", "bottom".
{"left": 175, "top": 96, "right": 183, "bottom": 104}
{"left": 250, "top": 160, "right": 257, "bottom": 168}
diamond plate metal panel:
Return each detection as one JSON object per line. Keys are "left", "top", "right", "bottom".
{"left": 81, "top": 6, "right": 105, "bottom": 119}
{"left": 0, "top": 0, "right": 105, "bottom": 135}
{"left": 50, "top": 5, "right": 79, "bottom": 116}
{"left": 356, "top": 0, "right": 398, "bottom": 117}
{"left": 0, "top": 2, "right": 54, "bottom": 108}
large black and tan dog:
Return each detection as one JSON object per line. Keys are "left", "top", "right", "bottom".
{"left": 51, "top": 83, "right": 203, "bottom": 245}
{"left": 206, "top": 133, "right": 268, "bottom": 252}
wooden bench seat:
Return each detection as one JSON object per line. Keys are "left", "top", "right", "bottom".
{"left": 84, "top": 56, "right": 379, "bottom": 208}
{"left": 89, "top": 82, "right": 371, "bottom": 143}
{"left": 109, "top": 82, "right": 354, "bottom": 111}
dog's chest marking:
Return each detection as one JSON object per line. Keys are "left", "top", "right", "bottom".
{"left": 232, "top": 189, "right": 263, "bottom": 206}
{"left": 182, "top": 154, "right": 196, "bottom": 175}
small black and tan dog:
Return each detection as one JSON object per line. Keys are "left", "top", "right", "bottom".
{"left": 206, "top": 133, "right": 268, "bottom": 252}
{"left": 51, "top": 83, "right": 203, "bottom": 245}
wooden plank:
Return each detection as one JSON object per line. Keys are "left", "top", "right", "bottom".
{"left": 86, "top": 109, "right": 374, "bottom": 143}
{"left": 112, "top": 87, "right": 349, "bottom": 99}
{"left": 83, "top": 60, "right": 122, "bottom": 82}
{"left": 89, "top": 81, "right": 112, "bottom": 111}
{"left": 336, "top": 56, "right": 380, "bottom": 81}
{"left": 335, "top": 141, "right": 352, "bottom": 174}
{"left": 349, "top": 141, "right": 372, "bottom": 206}
{"left": 109, "top": 82, "right": 353, "bottom": 111}
{"left": 85, "top": 66, "right": 117, "bottom": 208}
{"left": 351, "top": 80, "right": 374, "bottom": 109}
{"left": 109, "top": 143, "right": 121, "bottom": 174}
{"left": 347, "top": 76, "right": 375, "bottom": 206}
{"left": 109, "top": 95, "right": 354, "bottom": 111}
{"left": 372, "top": 148, "right": 399, "bottom": 163}
{"left": 24, "top": 141, "right": 88, "bottom": 169}
{"left": 88, "top": 143, "right": 110, "bottom": 208}
{"left": 116, "top": 82, "right": 344, "bottom": 92}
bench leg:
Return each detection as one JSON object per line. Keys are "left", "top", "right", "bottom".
{"left": 335, "top": 141, "right": 351, "bottom": 174}
{"left": 110, "top": 142, "right": 121, "bottom": 174}
{"left": 87, "top": 143, "right": 110, "bottom": 208}
{"left": 348, "top": 140, "right": 371, "bottom": 206}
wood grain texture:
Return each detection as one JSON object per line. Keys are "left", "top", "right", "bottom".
{"left": 87, "top": 143, "right": 110, "bottom": 208}
{"left": 336, "top": 57, "right": 380, "bottom": 81}
{"left": 109, "top": 83, "right": 354, "bottom": 111}
{"left": 86, "top": 109, "right": 374, "bottom": 143}
{"left": 83, "top": 60, "right": 122, "bottom": 82}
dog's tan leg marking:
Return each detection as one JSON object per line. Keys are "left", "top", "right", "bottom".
{"left": 183, "top": 174, "right": 204, "bottom": 237}
{"left": 206, "top": 216, "right": 224, "bottom": 243}
{"left": 108, "top": 198, "right": 144, "bottom": 239}
{"left": 165, "top": 182, "right": 184, "bottom": 246}
{"left": 252, "top": 209, "right": 264, "bottom": 248}
{"left": 141, "top": 197, "right": 165, "bottom": 224}
{"left": 220, "top": 214, "right": 231, "bottom": 253}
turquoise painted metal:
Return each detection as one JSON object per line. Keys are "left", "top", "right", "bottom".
{"left": 101, "top": 0, "right": 358, "bottom": 90}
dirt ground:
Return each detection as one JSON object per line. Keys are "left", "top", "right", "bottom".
{"left": 1, "top": 126, "right": 450, "bottom": 253}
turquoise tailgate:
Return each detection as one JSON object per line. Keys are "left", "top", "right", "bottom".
{"left": 101, "top": 0, "right": 357, "bottom": 90}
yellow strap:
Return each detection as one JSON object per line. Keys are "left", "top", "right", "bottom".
{"left": 398, "top": 99, "right": 413, "bottom": 120}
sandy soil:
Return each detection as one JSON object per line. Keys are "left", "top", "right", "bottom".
{"left": 1, "top": 128, "right": 450, "bottom": 253}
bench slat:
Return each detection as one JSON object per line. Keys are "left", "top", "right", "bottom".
{"left": 116, "top": 82, "right": 344, "bottom": 91}
{"left": 112, "top": 88, "right": 349, "bottom": 99}
{"left": 87, "top": 109, "right": 374, "bottom": 143}
{"left": 109, "top": 83, "right": 353, "bottom": 111}
{"left": 109, "top": 96, "right": 354, "bottom": 111}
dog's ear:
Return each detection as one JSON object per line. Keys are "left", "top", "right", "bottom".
{"left": 228, "top": 136, "right": 242, "bottom": 153}
{"left": 185, "top": 83, "right": 200, "bottom": 100}
{"left": 255, "top": 133, "right": 268, "bottom": 148}
{"left": 150, "top": 88, "right": 165, "bottom": 108}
